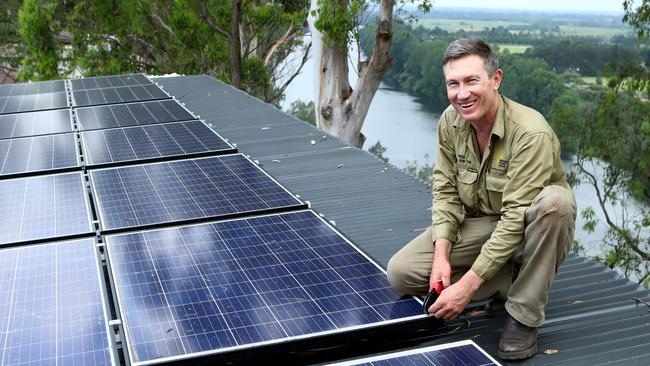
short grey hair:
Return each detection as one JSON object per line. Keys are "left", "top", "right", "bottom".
{"left": 442, "top": 39, "right": 499, "bottom": 76}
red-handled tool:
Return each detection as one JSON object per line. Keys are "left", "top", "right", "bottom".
{"left": 423, "top": 282, "right": 445, "bottom": 314}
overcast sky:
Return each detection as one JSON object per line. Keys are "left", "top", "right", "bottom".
{"left": 431, "top": 0, "right": 623, "bottom": 13}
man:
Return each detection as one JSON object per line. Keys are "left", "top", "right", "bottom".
{"left": 387, "top": 39, "right": 576, "bottom": 361}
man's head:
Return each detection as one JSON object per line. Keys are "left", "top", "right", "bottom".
{"left": 442, "top": 39, "right": 503, "bottom": 125}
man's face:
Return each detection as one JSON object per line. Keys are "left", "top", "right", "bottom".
{"left": 443, "top": 54, "right": 502, "bottom": 124}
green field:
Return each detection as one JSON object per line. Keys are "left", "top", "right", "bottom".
{"left": 495, "top": 44, "right": 531, "bottom": 53}
{"left": 581, "top": 76, "right": 610, "bottom": 85}
{"left": 417, "top": 18, "right": 527, "bottom": 32}
{"left": 416, "top": 18, "right": 631, "bottom": 41}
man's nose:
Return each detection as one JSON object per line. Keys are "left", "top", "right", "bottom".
{"left": 458, "top": 85, "right": 471, "bottom": 99}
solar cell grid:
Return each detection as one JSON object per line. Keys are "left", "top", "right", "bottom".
{"left": 91, "top": 154, "right": 303, "bottom": 231}
{"left": 0, "top": 172, "right": 93, "bottom": 245}
{"left": 70, "top": 74, "right": 152, "bottom": 91}
{"left": 82, "top": 120, "right": 233, "bottom": 166}
{"left": 106, "top": 210, "right": 423, "bottom": 365}
{"left": 0, "top": 239, "right": 115, "bottom": 365}
{"left": 0, "top": 109, "right": 73, "bottom": 139}
{"left": 328, "top": 340, "right": 501, "bottom": 366}
{"left": 0, "top": 80, "right": 65, "bottom": 97}
{"left": 72, "top": 84, "right": 169, "bottom": 107}
{"left": 0, "top": 92, "right": 68, "bottom": 114}
{"left": 76, "top": 100, "right": 194, "bottom": 131}
{"left": 0, "top": 133, "right": 79, "bottom": 177}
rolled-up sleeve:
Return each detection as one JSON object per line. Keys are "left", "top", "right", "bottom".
{"left": 470, "top": 131, "right": 555, "bottom": 280}
{"left": 431, "top": 114, "right": 464, "bottom": 245}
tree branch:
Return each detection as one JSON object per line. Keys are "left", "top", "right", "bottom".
{"left": 264, "top": 24, "right": 294, "bottom": 66}
{"left": 266, "top": 42, "right": 311, "bottom": 103}
{"left": 198, "top": 2, "right": 230, "bottom": 39}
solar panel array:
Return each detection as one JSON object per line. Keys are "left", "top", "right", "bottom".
{"left": 0, "top": 74, "right": 432, "bottom": 366}
{"left": 328, "top": 341, "right": 501, "bottom": 366}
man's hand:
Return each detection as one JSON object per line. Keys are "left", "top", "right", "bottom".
{"left": 430, "top": 239, "right": 453, "bottom": 290}
{"left": 428, "top": 270, "right": 485, "bottom": 320}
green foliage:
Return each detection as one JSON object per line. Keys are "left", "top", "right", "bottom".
{"left": 624, "top": 0, "right": 650, "bottom": 37}
{"left": 286, "top": 99, "right": 316, "bottom": 125}
{"left": 406, "top": 155, "right": 434, "bottom": 183}
{"left": 15, "top": 0, "right": 308, "bottom": 102}
{"left": 0, "top": 0, "right": 23, "bottom": 75}
{"left": 312, "top": 0, "right": 366, "bottom": 47}
{"left": 368, "top": 141, "right": 388, "bottom": 163}
{"left": 18, "top": 0, "right": 62, "bottom": 81}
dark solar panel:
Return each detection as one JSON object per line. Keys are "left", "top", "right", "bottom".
{"left": 76, "top": 100, "right": 195, "bottom": 131}
{"left": 0, "top": 133, "right": 79, "bottom": 177}
{"left": 0, "top": 92, "right": 69, "bottom": 114}
{"left": 328, "top": 341, "right": 501, "bottom": 365}
{"left": 0, "top": 80, "right": 66, "bottom": 97}
{"left": 82, "top": 121, "right": 233, "bottom": 166}
{"left": 0, "top": 172, "right": 93, "bottom": 245}
{"left": 70, "top": 74, "right": 152, "bottom": 91}
{"left": 0, "top": 238, "right": 116, "bottom": 365}
{"left": 91, "top": 154, "right": 303, "bottom": 231}
{"left": 0, "top": 109, "right": 72, "bottom": 139}
{"left": 106, "top": 210, "right": 423, "bottom": 365}
{"left": 72, "top": 85, "right": 169, "bottom": 107}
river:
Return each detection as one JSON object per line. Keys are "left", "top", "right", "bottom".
{"left": 280, "top": 47, "right": 644, "bottom": 260}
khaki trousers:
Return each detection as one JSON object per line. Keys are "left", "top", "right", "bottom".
{"left": 387, "top": 185, "right": 576, "bottom": 327}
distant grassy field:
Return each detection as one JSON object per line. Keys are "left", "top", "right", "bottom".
{"left": 417, "top": 18, "right": 632, "bottom": 41}
{"left": 581, "top": 76, "right": 610, "bottom": 85}
{"left": 417, "top": 18, "right": 527, "bottom": 32}
{"left": 558, "top": 25, "right": 632, "bottom": 38}
{"left": 495, "top": 44, "right": 531, "bottom": 53}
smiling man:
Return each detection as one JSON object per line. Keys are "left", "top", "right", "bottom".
{"left": 387, "top": 39, "right": 576, "bottom": 360}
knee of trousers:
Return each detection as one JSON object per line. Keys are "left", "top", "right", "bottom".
{"left": 527, "top": 185, "right": 576, "bottom": 223}
{"left": 387, "top": 254, "right": 424, "bottom": 295}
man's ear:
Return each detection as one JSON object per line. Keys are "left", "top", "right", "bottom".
{"left": 493, "top": 68, "right": 503, "bottom": 90}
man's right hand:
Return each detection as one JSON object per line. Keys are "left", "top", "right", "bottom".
{"left": 430, "top": 238, "right": 453, "bottom": 290}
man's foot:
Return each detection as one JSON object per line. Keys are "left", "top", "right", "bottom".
{"left": 484, "top": 298, "right": 506, "bottom": 317}
{"left": 498, "top": 315, "right": 538, "bottom": 360}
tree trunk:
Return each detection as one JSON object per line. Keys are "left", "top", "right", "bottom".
{"left": 309, "top": 0, "right": 394, "bottom": 148}
{"left": 230, "top": 0, "right": 242, "bottom": 88}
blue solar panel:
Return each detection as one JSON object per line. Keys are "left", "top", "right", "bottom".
{"left": 0, "top": 80, "right": 65, "bottom": 97}
{"left": 0, "top": 133, "right": 79, "bottom": 177}
{"left": 76, "top": 100, "right": 195, "bottom": 131}
{"left": 70, "top": 74, "right": 152, "bottom": 91}
{"left": 106, "top": 210, "right": 423, "bottom": 365}
{"left": 0, "top": 172, "right": 93, "bottom": 245}
{"left": 90, "top": 154, "right": 303, "bottom": 231}
{"left": 82, "top": 121, "right": 233, "bottom": 166}
{"left": 0, "top": 238, "right": 116, "bottom": 365}
{"left": 0, "top": 109, "right": 73, "bottom": 139}
{"left": 0, "top": 92, "right": 69, "bottom": 114}
{"left": 72, "top": 85, "right": 169, "bottom": 107}
{"left": 327, "top": 341, "right": 501, "bottom": 366}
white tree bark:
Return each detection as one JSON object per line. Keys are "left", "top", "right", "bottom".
{"left": 309, "top": 0, "right": 395, "bottom": 148}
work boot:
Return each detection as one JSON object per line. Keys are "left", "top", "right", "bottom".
{"left": 498, "top": 315, "right": 538, "bottom": 360}
{"left": 484, "top": 298, "right": 506, "bottom": 317}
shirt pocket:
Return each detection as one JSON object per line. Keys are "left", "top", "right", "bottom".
{"left": 457, "top": 168, "right": 478, "bottom": 206}
{"left": 486, "top": 174, "right": 509, "bottom": 209}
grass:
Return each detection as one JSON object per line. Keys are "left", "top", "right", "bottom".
{"left": 417, "top": 18, "right": 527, "bottom": 32}
{"left": 495, "top": 44, "right": 531, "bottom": 54}
{"left": 581, "top": 76, "right": 610, "bottom": 85}
{"left": 558, "top": 25, "right": 632, "bottom": 38}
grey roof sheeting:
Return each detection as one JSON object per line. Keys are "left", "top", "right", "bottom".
{"left": 157, "top": 75, "right": 650, "bottom": 365}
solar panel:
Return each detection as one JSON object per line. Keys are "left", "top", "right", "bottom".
{"left": 0, "top": 133, "right": 79, "bottom": 177}
{"left": 90, "top": 154, "right": 304, "bottom": 231}
{"left": 75, "top": 99, "right": 195, "bottom": 131}
{"left": 0, "top": 109, "right": 73, "bottom": 139}
{"left": 72, "top": 85, "right": 169, "bottom": 107}
{"left": 0, "top": 238, "right": 116, "bottom": 365}
{"left": 0, "top": 80, "right": 66, "bottom": 97}
{"left": 82, "top": 121, "right": 234, "bottom": 167}
{"left": 0, "top": 172, "right": 94, "bottom": 245}
{"left": 105, "top": 210, "right": 424, "bottom": 365}
{"left": 70, "top": 74, "right": 152, "bottom": 91}
{"left": 327, "top": 340, "right": 501, "bottom": 366}
{"left": 0, "top": 92, "right": 69, "bottom": 114}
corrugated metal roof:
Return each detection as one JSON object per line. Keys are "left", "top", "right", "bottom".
{"left": 156, "top": 74, "right": 650, "bottom": 365}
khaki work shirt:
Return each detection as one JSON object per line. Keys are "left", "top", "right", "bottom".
{"left": 431, "top": 95, "right": 570, "bottom": 281}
